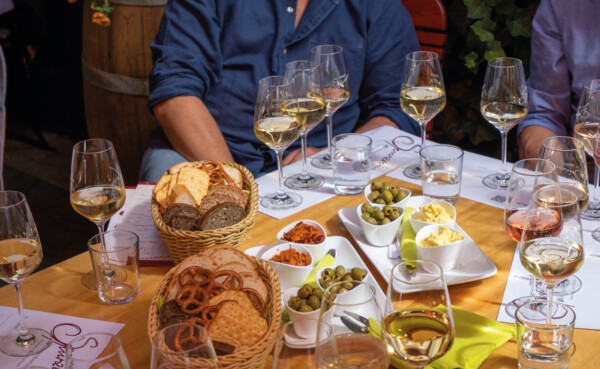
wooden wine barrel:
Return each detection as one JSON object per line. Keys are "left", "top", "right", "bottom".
{"left": 82, "top": 0, "right": 166, "bottom": 185}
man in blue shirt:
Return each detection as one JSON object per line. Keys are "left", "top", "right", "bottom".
{"left": 141, "top": 0, "right": 420, "bottom": 181}
{"left": 518, "top": 0, "right": 600, "bottom": 159}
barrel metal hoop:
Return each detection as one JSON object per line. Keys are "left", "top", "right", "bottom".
{"left": 81, "top": 57, "right": 149, "bottom": 96}
{"left": 110, "top": 0, "right": 167, "bottom": 6}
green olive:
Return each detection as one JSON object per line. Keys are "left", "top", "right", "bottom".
{"left": 329, "top": 284, "right": 340, "bottom": 293}
{"left": 332, "top": 273, "right": 342, "bottom": 282}
{"left": 361, "top": 212, "right": 372, "bottom": 221}
{"left": 374, "top": 198, "right": 386, "bottom": 205}
{"left": 368, "top": 191, "right": 379, "bottom": 202}
{"left": 311, "top": 287, "right": 324, "bottom": 299}
{"left": 337, "top": 287, "right": 348, "bottom": 294}
{"left": 390, "top": 186, "right": 399, "bottom": 197}
{"left": 383, "top": 205, "right": 393, "bottom": 215}
{"left": 298, "top": 285, "right": 311, "bottom": 299}
{"left": 307, "top": 295, "right": 321, "bottom": 310}
{"left": 298, "top": 298, "right": 308, "bottom": 307}
{"left": 298, "top": 304, "right": 314, "bottom": 312}
{"left": 382, "top": 190, "right": 393, "bottom": 203}
{"left": 342, "top": 273, "right": 353, "bottom": 281}
{"left": 366, "top": 217, "right": 378, "bottom": 225}
{"left": 322, "top": 268, "right": 334, "bottom": 277}
{"left": 335, "top": 265, "right": 346, "bottom": 276}
{"left": 288, "top": 296, "right": 301, "bottom": 310}
{"left": 351, "top": 267, "right": 366, "bottom": 281}
{"left": 382, "top": 182, "right": 391, "bottom": 191}
{"left": 322, "top": 279, "right": 334, "bottom": 289}
{"left": 342, "top": 281, "right": 353, "bottom": 290}
{"left": 381, "top": 217, "right": 391, "bottom": 224}
{"left": 372, "top": 181, "right": 383, "bottom": 190}
{"left": 390, "top": 209, "right": 401, "bottom": 220}
{"left": 373, "top": 210, "right": 385, "bottom": 221}
{"left": 361, "top": 203, "right": 374, "bottom": 214}
{"left": 396, "top": 191, "right": 407, "bottom": 202}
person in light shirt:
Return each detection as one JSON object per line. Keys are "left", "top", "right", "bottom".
{"left": 140, "top": 0, "right": 420, "bottom": 181}
{"left": 518, "top": 0, "right": 600, "bottom": 159}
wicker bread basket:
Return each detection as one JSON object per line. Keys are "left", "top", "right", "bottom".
{"left": 151, "top": 161, "right": 259, "bottom": 264}
{"left": 148, "top": 257, "right": 282, "bottom": 369}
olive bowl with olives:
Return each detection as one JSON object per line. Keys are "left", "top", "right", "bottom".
{"left": 283, "top": 286, "right": 334, "bottom": 339}
{"left": 357, "top": 203, "right": 404, "bottom": 246}
{"left": 315, "top": 264, "right": 369, "bottom": 293}
{"left": 364, "top": 181, "right": 411, "bottom": 209}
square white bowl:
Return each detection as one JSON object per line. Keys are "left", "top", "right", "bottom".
{"left": 262, "top": 244, "right": 313, "bottom": 290}
{"left": 364, "top": 184, "right": 411, "bottom": 209}
{"left": 357, "top": 204, "right": 404, "bottom": 246}
{"left": 414, "top": 224, "right": 465, "bottom": 271}
{"left": 276, "top": 220, "right": 327, "bottom": 263}
{"left": 283, "top": 287, "right": 334, "bottom": 339}
{"left": 409, "top": 200, "right": 456, "bottom": 234}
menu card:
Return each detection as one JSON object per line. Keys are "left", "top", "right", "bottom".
{"left": 0, "top": 306, "right": 124, "bottom": 368}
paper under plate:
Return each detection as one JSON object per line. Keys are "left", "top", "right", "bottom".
{"left": 338, "top": 205, "right": 497, "bottom": 286}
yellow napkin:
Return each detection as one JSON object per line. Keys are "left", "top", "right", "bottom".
{"left": 400, "top": 207, "right": 417, "bottom": 269}
{"left": 302, "top": 253, "right": 336, "bottom": 288}
{"left": 369, "top": 306, "right": 515, "bottom": 369}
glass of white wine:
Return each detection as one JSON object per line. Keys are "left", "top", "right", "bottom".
{"left": 574, "top": 79, "right": 600, "bottom": 220}
{"left": 283, "top": 60, "right": 327, "bottom": 190}
{"left": 400, "top": 51, "right": 446, "bottom": 179}
{"left": 254, "top": 76, "right": 303, "bottom": 210}
{"left": 70, "top": 139, "right": 126, "bottom": 289}
{"left": 0, "top": 191, "right": 52, "bottom": 357}
{"left": 384, "top": 260, "right": 454, "bottom": 369}
{"left": 480, "top": 57, "right": 528, "bottom": 190}
{"left": 309, "top": 45, "right": 351, "bottom": 170}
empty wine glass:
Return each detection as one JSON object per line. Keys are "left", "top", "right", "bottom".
{"left": 574, "top": 79, "right": 600, "bottom": 219}
{"left": 309, "top": 45, "right": 350, "bottom": 170}
{"left": 0, "top": 191, "right": 53, "bottom": 357}
{"left": 400, "top": 51, "right": 446, "bottom": 179}
{"left": 283, "top": 60, "right": 327, "bottom": 190}
{"left": 151, "top": 323, "right": 218, "bottom": 369}
{"left": 503, "top": 158, "right": 558, "bottom": 317}
{"left": 316, "top": 281, "right": 389, "bottom": 369}
{"left": 254, "top": 76, "right": 303, "bottom": 210}
{"left": 66, "top": 332, "right": 131, "bottom": 369}
{"left": 384, "top": 260, "right": 454, "bottom": 369}
{"left": 70, "top": 139, "right": 126, "bottom": 289}
{"left": 480, "top": 57, "right": 528, "bottom": 190}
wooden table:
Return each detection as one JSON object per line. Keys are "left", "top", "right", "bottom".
{"left": 0, "top": 176, "right": 596, "bottom": 368}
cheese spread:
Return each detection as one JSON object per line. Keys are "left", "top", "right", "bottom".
{"left": 415, "top": 203, "right": 453, "bottom": 224}
{"left": 418, "top": 226, "right": 464, "bottom": 247}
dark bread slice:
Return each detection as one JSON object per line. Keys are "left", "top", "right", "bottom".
{"left": 197, "top": 194, "right": 233, "bottom": 217}
{"left": 163, "top": 203, "right": 202, "bottom": 230}
{"left": 197, "top": 202, "right": 245, "bottom": 230}
{"left": 199, "top": 185, "right": 248, "bottom": 215}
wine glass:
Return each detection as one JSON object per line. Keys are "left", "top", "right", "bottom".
{"left": 70, "top": 138, "right": 126, "bottom": 289}
{"left": 503, "top": 158, "right": 558, "bottom": 317}
{"left": 574, "top": 79, "right": 600, "bottom": 219}
{"left": 384, "top": 260, "right": 454, "bottom": 369}
{"left": 316, "top": 281, "right": 389, "bottom": 369}
{"left": 151, "top": 323, "right": 218, "bottom": 369}
{"left": 400, "top": 51, "right": 446, "bottom": 179}
{"left": 480, "top": 57, "right": 528, "bottom": 189}
{"left": 520, "top": 185, "right": 584, "bottom": 325}
{"left": 66, "top": 332, "right": 131, "bottom": 369}
{"left": 254, "top": 76, "right": 303, "bottom": 210}
{"left": 309, "top": 45, "right": 351, "bottom": 170}
{"left": 283, "top": 60, "right": 327, "bottom": 190}
{"left": 272, "top": 319, "right": 329, "bottom": 369}
{"left": 0, "top": 191, "right": 53, "bottom": 357}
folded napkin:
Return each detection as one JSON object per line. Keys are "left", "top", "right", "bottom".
{"left": 400, "top": 207, "right": 417, "bottom": 269}
{"left": 369, "top": 306, "right": 515, "bottom": 369}
{"left": 302, "top": 253, "right": 336, "bottom": 288}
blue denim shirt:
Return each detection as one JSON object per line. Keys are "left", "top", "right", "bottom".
{"left": 518, "top": 0, "right": 600, "bottom": 138}
{"left": 149, "top": 0, "right": 420, "bottom": 175}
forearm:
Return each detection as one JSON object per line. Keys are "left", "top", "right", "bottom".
{"left": 153, "top": 96, "right": 234, "bottom": 162}
{"left": 355, "top": 116, "right": 398, "bottom": 134}
{"left": 518, "top": 125, "right": 556, "bottom": 159}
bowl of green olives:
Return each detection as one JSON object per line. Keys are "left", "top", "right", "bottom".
{"left": 357, "top": 203, "right": 404, "bottom": 246}
{"left": 315, "top": 264, "right": 369, "bottom": 293}
{"left": 283, "top": 286, "right": 334, "bottom": 338}
{"left": 364, "top": 181, "right": 411, "bottom": 209}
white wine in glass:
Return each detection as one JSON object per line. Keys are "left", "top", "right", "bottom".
{"left": 0, "top": 191, "right": 53, "bottom": 357}
{"left": 70, "top": 138, "right": 126, "bottom": 289}
{"left": 400, "top": 51, "right": 446, "bottom": 179}
{"left": 480, "top": 57, "right": 528, "bottom": 190}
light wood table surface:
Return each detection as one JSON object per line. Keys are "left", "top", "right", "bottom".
{"left": 0, "top": 176, "right": 596, "bottom": 368}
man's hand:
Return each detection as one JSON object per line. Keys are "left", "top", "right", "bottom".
{"left": 283, "top": 147, "right": 325, "bottom": 166}
{"left": 518, "top": 126, "right": 556, "bottom": 159}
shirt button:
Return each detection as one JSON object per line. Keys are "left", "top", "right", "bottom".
{"left": 287, "top": 6, "right": 294, "bottom": 13}
{"left": 283, "top": 48, "right": 287, "bottom": 55}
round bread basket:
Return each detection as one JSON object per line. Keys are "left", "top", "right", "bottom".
{"left": 152, "top": 161, "right": 259, "bottom": 264}
{"left": 148, "top": 257, "right": 282, "bottom": 369}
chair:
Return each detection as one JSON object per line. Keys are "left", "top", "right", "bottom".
{"left": 0, "top": 45, "right": 5, "bottom": 191}
{"left": 402, "top": 0, "right": 447, "bottom": 63}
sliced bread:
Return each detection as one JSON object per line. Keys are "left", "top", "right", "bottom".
{"left": 197, "top": 202, "right": 245, "bottom": 230}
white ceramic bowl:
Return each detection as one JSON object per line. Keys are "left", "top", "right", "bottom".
{"left": 364, "top": 184, "right": 411, "bottom": 209}
{"left": 276, "top": 220, "right": 327, "bottom": 263}
{"left": 357, "top": 204, "right": 404, "bottom": 246}
{"left": 409, "top": 200, "right": 457, "bottom": 234}
{"left": 314, "top": 264, "right": 370, "bottom": 291}
{"left": 262, "top": 244, "right": 313, "bottom": 290}
{"left": 414, "top": 224, "right": 465, "bottom": 271}
{"left": 283, "top": 287, "right": 334, "bottom": 339}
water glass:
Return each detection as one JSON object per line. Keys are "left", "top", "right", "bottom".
{"left": 516, "top": 300, "right": 575, "bottom": 369}
{"left": 151, "top": 323, "right": 218, "bottom": 369}
{"left": 88, "top": 230, "right": 140, "bottom": 304}
{"left": 331, "top": 133, "right": 372, "bottom": 195}
{"left": 66, "top": 332, "right": 131, "bottom": 369}
{"left": 420, "top": 144, "right": 464, "bottom": 205}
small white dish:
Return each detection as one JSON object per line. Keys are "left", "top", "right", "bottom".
{"left": 364, "top": 184, "right": 411, "bottom": 209}
{"left": 415, "top": 224, "right": 465, "bottom": 272}
{"left": 283, "top": 287, "right": 334, "bottom": 339}
{"left": 262, "top": 244, "right": 313, "bottom": 289}
{"left": 409, "top": 200, "right": 456, "bottom": 234}
{"left": 314, "top": 264, "right": 370, "bottom": 291}
{"left": 277, "top": 220, "right": 327, "bottom": 263}
{"left": 357, "top": 204, "right": 404, "bottom": 246}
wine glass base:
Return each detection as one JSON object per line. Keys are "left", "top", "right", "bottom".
{"left": 504, "top": 296, "right": 533, "bottom": 318}
{"left": 261, "top": 192, "right": 303, "bottom": 210}
{"left": 534, "top": 276, "right": 582, "bottom": 297}
{"left": 81, "top": 270, "right": 97, "bottom": 290}
{"left": 403, "top": 164, "right": 421, "bottom": 179}
{"left": 311, "top": 153, "right": 332, "bottom": 169}
{"left": 0, "top": 328, "right": 53, "bottom": 357}
{"left": 284, "top": 173, "right": 325, "bottom": 190}
{"left": 482, "top": 173, "right": 510, "bottom": 190}
{"left": 592, "top": 228, "right": 600, "bottom": 242}
{"left": 581, "top": 202, "right": 600, "bottom": 220}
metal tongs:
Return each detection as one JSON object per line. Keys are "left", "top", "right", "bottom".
{"left": 340, "top": 310, "right": 375, "bottom": 335}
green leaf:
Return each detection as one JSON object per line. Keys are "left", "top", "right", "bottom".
{"left": 463, "top": 0, "right": 491, "bottom": 19}
{"left": 484, "top": 40, "right": 506, "bottom": 60}
{"left": 464, "top": 51, "right": 479, "bottom": 71}
{"left": 470, "top": 17, "right": 496, "bottom": 42}
{"left": 507, "top": 7, "right": 532, "bottom": 37}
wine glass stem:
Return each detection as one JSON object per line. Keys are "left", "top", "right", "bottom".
{"left": 325, "top": 113, "right": 333, "bottom": 160}
{"left": 419, "top": 121, "right": 428, "bottom": 149}
{"left": 12, "top": 283, "right": 32, "bottom": 343}
{"left": 96, "top": 223, "right": 112, "bottom": 271}
{"left": 275, "top": 149, "right": 287, "bottom": 199}
{"left": 592, "top": 163, "right": 599, "bottom": 204}
{"left": 499, "top": 131, "right": 509, "bottom": 179}
{"left": 300, "top": 134, "right": 309, "bottom": 179}
{"left": 546, "top": 284, "right": 555, "bottom": 326}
